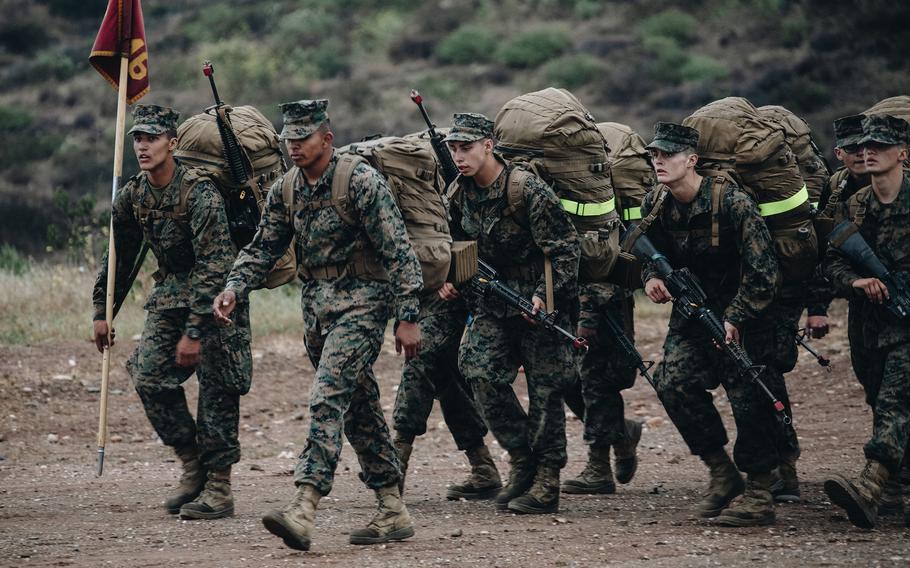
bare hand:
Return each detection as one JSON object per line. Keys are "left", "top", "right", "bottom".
{"left": 93, "top": 320, "right": 116, "bottom": 353}
{"left": 175, "top": 335, "right": 201, "bottom": 367}
{"left": 723, "top": 321, "right": 740, "bottom": 346}
{"left": 395, "top": 321, "right": 421, "bottom": 360}
{"left": 645, "top": 278, "right": 672, "bottom": 304}
{"left": 213, "top": 290, "right": 237, "bottom": 325}
{"left": 437, "top": 282, "right": 460, "bottom": 302}
{"left": 521, "top": 296, "right": 546, "bottom": 325}
{"left": 805, "top": 315, "right": 830, "bottom": 339}
{"left": 853, "top": 277, "right": 890, "bottom": 304}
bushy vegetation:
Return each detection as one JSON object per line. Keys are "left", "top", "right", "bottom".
{"left": 543, "top": 54, "right": 603, "bottom": 89}
{"left": 496, "top": 29, "right": 572, "bottom": 69}
{"left": 435, "top": 24, "right": 498, "bottom": 65}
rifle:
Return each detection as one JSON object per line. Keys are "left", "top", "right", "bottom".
{"left": 603, "top": 310, "right": 655, "bottom": 388}
{"left": 202, "top": 60, "right": 261, "bottom": 246}
{"left": 828, "top": 220, "right": 910, "bottom": 318}
{"left": 410, "top": 89, "right": 461, "bottom": 186}
{"left": 796, "top": 329, "right": 832, "bottom": 371}
{"left": 472, "top": 258, "right": 588, "bottom": 351}
{"left": 111, "top": 242, "right": 149, "bottom": 320}
{"left": 624, "top": 227, "right": 791, "bottom": 425}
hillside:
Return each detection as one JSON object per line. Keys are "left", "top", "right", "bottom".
{"left": 1, "top": 0, "right": 908, "bottom": 256}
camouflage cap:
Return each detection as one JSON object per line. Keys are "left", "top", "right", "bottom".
{"left": 443, "top": 113, "right": 494, "bottom": 143}
{"left": 833, "top": 114, "right": 865, "bottom": 148}
{"left": 127, "top": 104, "right": 179, "bottom": 136}
{"left": 646, "top": 122, "right": 700, "bottom": 154}
{"left": 279, "top": 99, "right": 329, "bottom": 140}
{"left": 858, "top": 114, "right": 910, "bottom": 146}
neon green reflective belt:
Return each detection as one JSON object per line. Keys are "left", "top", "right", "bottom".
{"left": 758, "top": 185, "right": 808, "bottom": 217}
{"left": 810, "top": 201, "right": 819, "bottom": 209}
{"left": 622, "top": 206, "right": 642, "bottom": 221}
{"left": 560, "top": 196, "right": 616, "bottom": 216}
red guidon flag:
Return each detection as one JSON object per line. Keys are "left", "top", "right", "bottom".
{"left": 89, "top": 0, "right": 150, "bottom": 103}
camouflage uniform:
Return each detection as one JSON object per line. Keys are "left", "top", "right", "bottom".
{"left": 92, "top": 105, "right": 249, "bottom": 473}
{"left": 824, "top": 116, "right": 910, "bottom": 475}
{"left": 225, "top": 100, "right": 422, "bottom": 496}
{"left": 446, "top": 114, "right": 581, "bottom": 472}
{"left": 640, "top": 123, "right": 782, "bottom": 476}
{"left": 392, "top": 292, "right": 487, "bottom": 450}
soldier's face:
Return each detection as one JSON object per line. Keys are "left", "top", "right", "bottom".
{"left": 286, "top": 131, "right": 332, "bottom": 169}
{"left": 649, "top": 149, "right": 696, "bottom": 185}
{"left": 835, "top": 145, "right": 868, "bottom": 176}
{"left": 447, "top": 139, "right": 493, "bottom": 177}
{"left": 133, "top": 133, "right": 176, "bottom": 172}
{"left": 862, "top": 142, "right": 908, "bottom": 175}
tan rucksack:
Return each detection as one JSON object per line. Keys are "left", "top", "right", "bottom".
{"left": 757, "top": 105, "right": 830, "bottom": 208}
{"left": 283, "top": 137, "right": 452, "bottom": 291}
{"left": 597, "top": 122, "right": 656, "bottom": 222}
{"left": 175, "top": 105, "right": 295, "bottom": 289}
{"left": 864, "top": 96, "right": 910, "bottom": 169}
{"left": 682, "top": 96, "right": 818, "bottom": 284}
{"left": 494, "top": 88, "right": 620, "bottom": 283}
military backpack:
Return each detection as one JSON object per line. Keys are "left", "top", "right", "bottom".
{"left": 864, "top": 96, "right": 910, "bottom": 169}
{"left": 757, "top": 105, "right": 830, "bottom": 209}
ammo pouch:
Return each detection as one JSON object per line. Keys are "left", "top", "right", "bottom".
{"left": 578, "top": 227, "right": 620, "bottom": 283}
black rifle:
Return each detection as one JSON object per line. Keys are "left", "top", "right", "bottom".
{"left": 796, "top": 329, "right": 832, "bottom": 371}
{"left": 624, "top": 228, "right": 791, "bottom": 425}
{"left": 828, "top": 220, "right": 910, "bottom": 319}
{"left": 410, "top": 89, "right": 461, "bottom": 186}
{"left": 472, "top": 259, "right": 588, "bottom": 351}
{"left": 603, "top": 311, "right": 655, "bottom": 388}
{"left": 202, "top": 61, "right": 261, "bottom": 247}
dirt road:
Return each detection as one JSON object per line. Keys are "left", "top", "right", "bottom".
{"left": 1, "top": 303, "right": 908, "bottom": 567}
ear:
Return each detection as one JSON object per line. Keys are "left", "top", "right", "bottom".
{"left": 686, "top": 153, "right": 699, "bottom": 168}
{"left": 899, "top": 145, "right": 909, "bottom": 163}
{"left": 323, "top": 131, "right": 334, "bottom": 147}
{"left": 483, "top": 138, "right": 494, "bottom": 154}
{"left": 167, "top": 136, "right": 178, "bottom": 151}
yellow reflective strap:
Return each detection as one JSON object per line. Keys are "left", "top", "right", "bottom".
{"left": 758, "top": 185, "right": 809, "bottom": 217}
{"left": 622, "top": 206, "right": 642, "bottom": 221}
{"left": 560, "top": 196, "right": 616, "bottom": 216}
{"left": 810, "top": 201, "right": 819, "bottom": 209}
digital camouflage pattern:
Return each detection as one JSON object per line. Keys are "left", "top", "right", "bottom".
{"left": 449, "top": 160, "right": 580, "bottom": 468}
{"left": 833, "top": 114, "right": 866, "bottom": 149}
{"left": 640, "top": 176, "right": 783, "bottom": 473}
{"left": 645, "top": 122, "right": 700, "bottom": 154}
{"left": 92, "top": 162, "right": 248, "bottom": 471}
{"left": 825, "top": 175, "right": 910, "bottom": 472}
{"left": 859, "top": 114, "right": 910, "bottom": 146}
{"left": 443, "top": 112, "right": 495, "bottom": 143}
{"left": 279, "top": 99, "right": 330, "bottom": 141}
{"left": 392, "top": 293, "right": 488, "bottom": 450}
{"left": 127, "top": 306, "right": 251, "bottom": 471}
{"left": 225, "top": 150, "right": 422, "bottom": 495}
{"left": 127, "top": 103, "right": 179, "bottom": 135}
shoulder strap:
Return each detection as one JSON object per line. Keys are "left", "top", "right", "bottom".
{"left": 502, "top": 167, "right": 532, "bottom": 219}
{"left": 709, "top": 175, "right": 728, "bottom": 248}
{"left": 850, "top": 185, "right": 873, "bottom": 228}
{"left": 622, "top": 185, "right": 669, "bottom": 252}
{"left": 330, "top": 154, "right": 367, "bottom": 226}
{"left": 281, "top": 167, "right": 300, "bottom": 220}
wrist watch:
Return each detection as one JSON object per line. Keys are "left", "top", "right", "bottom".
{"left": 400, "top": 312, "right": 419, "bottom": 324}
{"left": 186, "top": 328, "right": 202, "bottom": 340}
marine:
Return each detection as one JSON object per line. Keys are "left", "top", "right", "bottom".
{"left": 91, "top": 104, "right": 250, "bottom": 521}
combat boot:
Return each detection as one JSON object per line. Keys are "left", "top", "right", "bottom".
{"left": 446, "top": 445, "right": 503, "bottom": 500}
{"left": 561, "top": 446, "right": 615, "bottom": 494}
{"left": 614, "top": 419, "right": 643, "bottom": 484}
{"left": 508, "top": 463, "right": 561, "bottom": 514}
{"left": 349, "top": 484, "right": 415, "bottom": 545}
{"left": 825, "top": 459, "right": 890, "bottom": 529}
{"left": 695, "top": 449, "right": 745, "bottom": 518}
{"left": 879, "top": 479, "right": 904, "bottom": 516}
{"left": 770, "top": 455, "right": 801, "bottom": 503}
{"left": 494, "top": 447, "right": 536, "bottom": 510}
{"left": 179, "top": 468, "right": 234, "bottom": 520}
{"left": 714, "top": 472, "right": 776, "bottom": 527}
{"left": 261, "top": 484, "right": 321, "bottom": 551}
{"left": 394, "top": 435, "right": 414, "bottom": 495}
{"left": 164, "top": 445, "right": 206, "bottom": 514}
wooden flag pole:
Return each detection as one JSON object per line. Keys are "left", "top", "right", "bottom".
{"left": 96, "top": 55, "right": 130, "bottom": 477}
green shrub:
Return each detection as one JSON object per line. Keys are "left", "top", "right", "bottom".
{"left": 781, "top": 14, "right": 808, "bottom": 48}
{"left": 311, "top": 38, "right": 351, "bottom": 78}
{"left": 435, "top": 24, "right": 498, "bottom": 65}
{"left": 0, "top": 105, "right": 32, "bottom": 132}
{"left": 496, "top": 29, "right": 572, "bottom": 69}
{"left": 573, "top": 0, "right": 604, "bottom": 19}
{"left": 0, "top": 244, "right": 29, "bottom": 275}
{"left": 182, "top": 4, "right": 252, "bottom": 44}
{"left": 638, "top": 8, "right": 697, "bottom": 46}
{"left": 543, "top": 54, "right": 603, "bottom": 89}
{"left": 679, "top": 54, "right": 728, "bottom": 82}
{"left": 0, "top": 106, "right": 62, "bottom": 169}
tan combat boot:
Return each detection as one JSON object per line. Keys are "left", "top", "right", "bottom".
{"left": 879, "top": 479, "right": 904, "bottom": 516}
{"left": 349, "top": 484, "right": 415, "bottom": 545}
{"left": 261, "top": 484, "right": 321, "bottom": 551}
{"left": 394, "top": 435, "right": 414, "bottom": 495}
{"left": 446, "top": 445, "right": 503, "bottom": 500}
{"left": 614, "top": 419, "right": 643, "bottom": 484}
{"left": 179, "top": 468, "right": 234, "bottom": 520}
{"left": 508, "top": 463, "right": 561, "bottom": 514}
{"left": 695, "top": 449, "right": 745, "bottom": 518}
{"left": 561, "top": 446, "right": 615, "bottom": 494}
{"left": 715, "top": 472, "right": 776, "bottom": 527}
{"left": 825, "top": 460, "right": 890, "bottom": 528}
{"left": 164, "top": 445, "right": 206, "bottom": 514}
{"left": 494, "top": 447, "right": 536, "bottom": 510}
{"left": 770, "top": 454, "right": 801, "bottom": 503}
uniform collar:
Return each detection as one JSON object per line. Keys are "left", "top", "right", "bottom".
{"left": 136, "top": 162, "right": 185, "bottom": 209}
